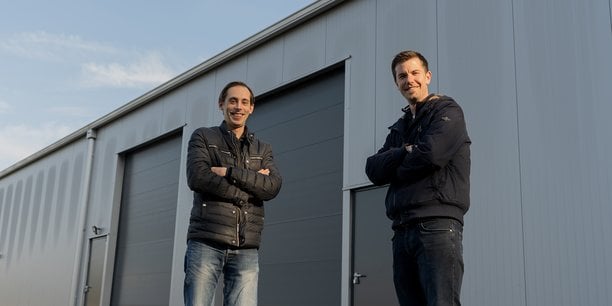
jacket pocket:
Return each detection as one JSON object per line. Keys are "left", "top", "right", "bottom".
{"left": 247, "top": 155, "right": 263, "bottom": 171}
{"left": 207, "top": 144, "right": 235, "bottom": 166}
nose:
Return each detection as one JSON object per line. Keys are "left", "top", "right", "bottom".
{"left": 406, "top": 74, "right": 416, "bottom": 84}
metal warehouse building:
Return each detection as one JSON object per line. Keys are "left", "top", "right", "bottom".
{"left": 1, "top": 0, "right": 611, "bottom": 305}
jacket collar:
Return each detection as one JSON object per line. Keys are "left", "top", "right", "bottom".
{"left": 219, "top": 121, "right": 255, "bottom": 144}
{"left": 401, "top": 93, "right": 440, "bottom": 115}
{"left": 392, "top": 94, "right": 442, "bottom": 131}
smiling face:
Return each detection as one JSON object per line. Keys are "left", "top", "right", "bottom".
{"left": 219, "top": 85, "right": 254, "bottom": 135}
{"left": 393, "top": 57, "right": 432, "bottom": 104}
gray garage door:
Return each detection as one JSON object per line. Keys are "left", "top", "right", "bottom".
{"left": 111, "top": 134, "right": 182, "bottom": 306}
{"left": 247, "top": 67, "right": 345, "bottom": 306}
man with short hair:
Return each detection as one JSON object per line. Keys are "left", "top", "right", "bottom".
{"left": 366, "top": 50, "right": 471, "bottom": 306}
{"left": 184, "top": 81, "right": 282, "bottom": 306}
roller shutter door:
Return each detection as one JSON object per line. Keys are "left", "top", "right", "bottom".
{"left": 111, "top": 134, "right": 181, "bottom": 305}
{"left": 249, "top": 67, "right": 345, "bottom": 306}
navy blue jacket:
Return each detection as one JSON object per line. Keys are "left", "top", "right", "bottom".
{"left": 365, "top": 94, "right": 471, "bottom": 228}
{"left": 186, "top": 121, "right": 282, "bottom": 248}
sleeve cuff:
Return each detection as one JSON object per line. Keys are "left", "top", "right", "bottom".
{"left": 225, "top": 167, "right": 233, "bottom": 181}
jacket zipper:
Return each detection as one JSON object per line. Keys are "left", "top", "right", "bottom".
{"left": 235, "top": 207, "right": 241, "bottom": 246}
{"left": 230, "top": 132, "right": 248, "bottom": 246}
{"left": 229, "top": 133, "right": 243, "bottom": 247}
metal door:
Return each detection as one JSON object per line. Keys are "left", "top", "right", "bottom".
{"left": 352, "top": 186, "right": 398, "bottom": 306}
{"left": 84, "top": 235, "right": 107, "bottom": 306}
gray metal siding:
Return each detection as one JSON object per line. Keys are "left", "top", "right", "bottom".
{"left": 283, "top": 19, "right": 327, "bottom": 81}
{"left": 326, "top": 0, "right": 377, "bottom": 189}
{"left": 513, "top": 0, "right": 612, "bottom": 305}
{"left": 436, "top": 1, "right": 525, "bottom": 305}
{"left": 0, "top": 142, "right": 87, "bottom": 306}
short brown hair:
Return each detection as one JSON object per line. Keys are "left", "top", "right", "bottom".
{"left": 218, "top": 81, "right": 255, "bottom": 105}
{"left": 391, "top": 50, "right": 429, "bottom": 82}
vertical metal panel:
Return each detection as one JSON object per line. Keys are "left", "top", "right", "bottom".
{"left": 513, "top": 0, "right": 612, "bottom": 305}
{"left": 67, "top": 152, "right": 85, "bottom": 236}
{"left": 161, "top": 89, "right": 188, "bottom": 133}
{"left": 28, "top": 170, "right": 45, "bottom": 253}
{"left": 9, "top": 180, "right": 23, "bottom": 267}
{"left": 282, "top": 18, "right": 327, "bottom": 81}
{"left": 16, "top": 175, "right": 33, "bottom": 260}
{"left": 183, "top": 73, "right": 218, "bottom": 128}
{"left": 436, "top": 0, "right": 525, "bottom": 305}
{"left": 324, "top": 0, "right": 377, "bottom": 188}
{"left": 325, "top": 0, "right": 374, "bottom": 63}
{"left": 117, "top": 101, "right": 164, "bottom": 149}
{"left": 246, "top": 39, "right": 285, "bottom": 93}
{"left": 214, "top": 57, "right": 248, "bottom": 92}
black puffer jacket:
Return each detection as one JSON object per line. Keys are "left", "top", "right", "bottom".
{"left": 365, "top": 94, "right": 471, "bottom": 228}
{"left": 186, "top": 121, "right": 282, "bottom": 248}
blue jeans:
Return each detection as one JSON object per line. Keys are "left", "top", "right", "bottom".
{"left": 392, "top": 218, "right": 464, "bottom": 306}
{"left": 184, "top": 239, "right": 259, "bottom": 306}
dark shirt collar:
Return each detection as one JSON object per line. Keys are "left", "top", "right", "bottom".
{"left": 401, "top": 93, "right": 438, "bottom": 115}
{"left": 219, "top": 121, "right": 254, "bottom": 144}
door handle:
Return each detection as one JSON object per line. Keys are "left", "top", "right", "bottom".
{"left": 353, "top": 272, "right": 367, "bottom": 284}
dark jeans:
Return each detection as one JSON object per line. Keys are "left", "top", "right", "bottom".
{"left": 392, "top": 218, "right": 464, "bottom": 306}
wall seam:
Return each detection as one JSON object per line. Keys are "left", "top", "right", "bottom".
{"left": 436, "top": 0, "right": 440, "bottom": 89}
{"left": 511, "top": 0, "right": 529, "bottom": 306}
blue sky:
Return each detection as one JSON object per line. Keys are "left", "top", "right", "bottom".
{"left": 0, "top": 0, "right": 314, "bottom": 170}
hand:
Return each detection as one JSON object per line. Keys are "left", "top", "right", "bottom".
{"left": 211, "top": 166, "right": 227, "bottom": 177}
{"left": 258, "top": 168, "right": 270, "bottom": 176}
{"left": 404, "top": 144, "right": 414, "bottom": 153}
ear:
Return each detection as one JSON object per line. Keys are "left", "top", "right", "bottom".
{"left": 425, "top": 71, "right": 432, "bottom": 85}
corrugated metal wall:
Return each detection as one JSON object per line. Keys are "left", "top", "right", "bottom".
{"left": 1, "top": 0, "right": 611, "bottom": 305}
{"left": 0, "top": 141, "right": 87, "bottom": 305}
{"left": 513, "top": 1, "right": 612, "bottom": 305}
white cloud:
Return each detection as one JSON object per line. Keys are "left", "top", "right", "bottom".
{"left": 0, "top": 122, "right": 73, "bottom": 171}
{"left": 0, "top": 100, "right": 10, "bottom": 114}
{"left": 1, "top": 31, "right": 176, "bottom": 90}
{"left": 81, "top": 52, "right": 175, "bottom": 88}
{"left": 0, "top": 31, "right": 117, "bottom": 61}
